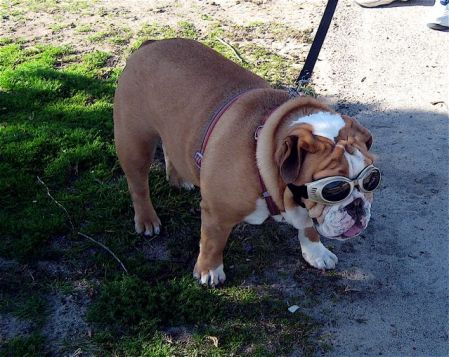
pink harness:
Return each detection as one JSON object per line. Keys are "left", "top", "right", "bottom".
{"left": 194, "top": 89, "right": 281, "bottom": 216}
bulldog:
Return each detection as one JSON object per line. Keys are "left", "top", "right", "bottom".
{"left": 114, "top": 39, "right": 381, "bottom": 286}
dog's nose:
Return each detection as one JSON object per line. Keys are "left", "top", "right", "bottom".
{"left": 345, "top": 198, "right": 365, "bottom": 220}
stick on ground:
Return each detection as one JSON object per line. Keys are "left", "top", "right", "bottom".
{"left": 216, "top": 37, "right": 247, "bottom": 63}
{"left": 37, "top": 175, "right": 129, "bottom": 274}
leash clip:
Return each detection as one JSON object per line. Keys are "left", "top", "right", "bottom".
{"left": 287, "top": 84, "right": 308, "bottom": 98}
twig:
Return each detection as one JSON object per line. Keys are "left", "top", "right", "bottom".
{"left": 431, "top": 100, "right": 447, "bottom": 107}
{"left": 216, "top": 37, "right": 247, "bottom": 64}
{"left": 37, "top": 175, "right": 74, "bottom": 231}
{"left": 69, "top": 348, "right": 83, "bottom": 357}
{"left": 37, "top": 175, "right": 129, "bottom": 274}
{"left": 78, "top": 232, "right": 128, "bottom": 274}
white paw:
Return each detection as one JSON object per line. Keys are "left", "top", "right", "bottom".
{"left": 301, "top": 241, "right": 338, "bottom": 270}
{"left": 193, "top": 264, "right": 226, "bottom": 287}
{"left": 135, "top": 218, "right": 161, "bottom": 237}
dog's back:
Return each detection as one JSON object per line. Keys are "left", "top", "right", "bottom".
{"left": 117, "top": 38, "right": 267, "bottom": 130}
{"left": 114, "top": 38, "right": 268, "bottom": 182}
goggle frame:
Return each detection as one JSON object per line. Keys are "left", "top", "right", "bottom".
{"left": 288, "top": 164, "right": 382, "bottom": 206}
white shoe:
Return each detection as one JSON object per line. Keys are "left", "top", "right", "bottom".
{"left": 427, "top": 1, "right": 449, "bottom": 31}
{"left": 354, "top": 0, "right": 408, "bottom": 7}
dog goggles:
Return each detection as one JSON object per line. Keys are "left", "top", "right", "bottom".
{"left": 287, "top": 165, "right": 381, "bottom": 206}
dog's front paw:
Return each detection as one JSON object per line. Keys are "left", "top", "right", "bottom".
{"left": 134, "top": 213, "right": 161, "bottom": 237}
{"left": 193, "top": 263, "right": 226, "bottom": 287}
{"left": 301, "top": 241, "right": 338, "bottom": 270}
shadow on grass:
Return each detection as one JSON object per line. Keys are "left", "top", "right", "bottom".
{"left": 0, "top": 43, "right": 200, "bottom": 261}
{"left": 87, "top": 274, "right": 320, "bottom": 355}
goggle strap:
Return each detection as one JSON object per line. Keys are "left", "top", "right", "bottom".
{"left": 287, "top": 184, "right": 308, "bottom": 208}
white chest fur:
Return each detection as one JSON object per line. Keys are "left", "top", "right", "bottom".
{"left": 243, "top": 198, "right": 310, "bottom": 228}
{"left": 281, "top": 205, "right": 312, "bottom": 229}
{"left": 243, "top": 198, "right": 270, "bottom": 224}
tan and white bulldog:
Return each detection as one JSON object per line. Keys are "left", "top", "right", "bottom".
{"left": 114, "top": 39, "right": 377, "bottom": 286}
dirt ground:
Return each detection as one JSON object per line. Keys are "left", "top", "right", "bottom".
{"left": 2, "top": 0, "right": 323, "bottom": 66}
{"left": 311, "top": 0, "right": 448, "bottom": 355}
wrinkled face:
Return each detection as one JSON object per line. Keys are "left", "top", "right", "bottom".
{"left": 278, "top": 112, "right": 377, "bottom": 240}
{"left": 306, "top": 150, "right": 375, "bottom": 240}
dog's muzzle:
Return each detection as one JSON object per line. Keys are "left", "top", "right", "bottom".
{"left": 313, "top": 191, "right": 372, "bottom": 240}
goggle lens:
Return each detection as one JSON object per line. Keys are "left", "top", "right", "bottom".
{"left": 288, "top": 165, "right": 381, "bottom": 206}
{"left": 362, "top": 169, "right": 381, "bottom": 191}
{"left": 322, "top": 181, "right": 351, "bottom": 202}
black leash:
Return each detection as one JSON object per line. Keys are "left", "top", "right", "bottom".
{"left": 295, "top": 0, "right": 339, "bottom": 87}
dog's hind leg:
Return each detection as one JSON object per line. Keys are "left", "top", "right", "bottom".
{"left": 115, "top": 129, "right": 161, "bottom": 236}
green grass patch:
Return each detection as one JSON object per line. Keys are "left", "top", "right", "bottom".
{"left": 0, "top": 1, "right": 24, "bottom": 20}
{"left": 0, "top": 38, "right": 14, "bottom": 46}
{"left": 87, "top": 26, "right": 132, "bottom": 46}
{"left": 0, "top": 43, "right": 119, "bottom": 260}
{"left": 0, "top": 293, "right": 47, "bottom": 341}
{"left": 240, "top": 21, "right": 313, "bottom": 43}
{"left": 18, "top": 0, "right": 91, "bottom": 13}
{"left": 75, "top": 24, "right": 93, "bottom": 33}
{"left": 49, "top": 22, "right": 74, "bottom": 33}
{"left": 0, "top": 333, "right": 45, "bottom": 357}
{"left": 130, "top": 21, "right": 299, "bottom": 87}
{"left": 88, "top": 275, "right": 319, "bottom": 355}
{"left": 0, "top": 265, "right": 49, "bottom": 355}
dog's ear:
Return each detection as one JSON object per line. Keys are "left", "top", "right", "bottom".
{"left": 341, "top": 115, "right": 373, "bottom": 150}
{"left": 276, "top": 136, "right": 301, "bottom": 183}
{"left": 276, "top": 126, "right": 318, "bottom": 183}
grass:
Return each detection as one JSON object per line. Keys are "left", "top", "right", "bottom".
{"left": 0, "top": 12, "right": 326, "bottom": 356}
{"left": 75, "top": 24, "right": 93, "bottom": 33}
{"left": 49, "top": 22, "right": 74, "bottom": 33}
{"left": 87, "top": 275, "right": 319, "bottom": 355}
{"left": 87, "top": 27, "right": 132, "bottom": 45}
{"left": 21, "top": 0, "right": 91, "bottom": 13}
{"left": 0, "top": 333, "right": 45, "bottom": 357}
{"left": 0, "top": 261, "right": 47, "bottom": 356}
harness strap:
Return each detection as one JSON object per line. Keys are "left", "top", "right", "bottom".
{"left": 194, "top": 90, "right": 254, "bottom": 168}
{"left": 194, "top": 88, "right": 283, "bottom": 217}
{"left": 258, "top": 172, "right": 281, "bottom": 216}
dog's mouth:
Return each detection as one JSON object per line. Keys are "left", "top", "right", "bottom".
{"left": 342, "top": 222, "right": 364, "bottom": 238}
{"left": 312, "top": 218, "right": 365, "bottom": 239}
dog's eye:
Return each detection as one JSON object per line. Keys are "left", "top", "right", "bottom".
{"left": 362, "top": 169, "right": 381, "bottom": 191}
{"left": 322, "top": 181, "right": 351, "bottom": 202}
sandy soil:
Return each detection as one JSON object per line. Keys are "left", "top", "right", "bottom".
{"left": 312, "top": 0, "right": 448, "bottom": 355}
